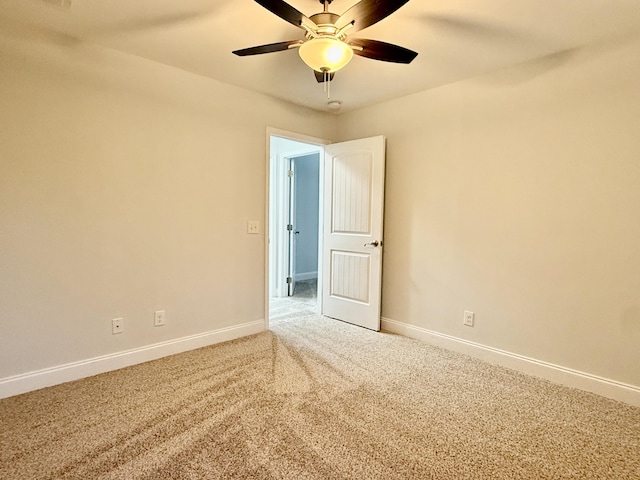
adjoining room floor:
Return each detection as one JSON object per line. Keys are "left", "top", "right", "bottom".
{"left": 269, "top": 278, "right": 317, "bottom": 323}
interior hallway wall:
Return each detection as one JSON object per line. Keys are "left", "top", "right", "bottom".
{"left": 293, "top": 153, "right": 320, "bottom": 281}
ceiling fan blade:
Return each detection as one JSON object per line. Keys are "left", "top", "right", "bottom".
{"left": 349, "top": 38, "right": 418, "bottom": 63}
{"left": 314, "top": 71, "right": 336, "bottom": 83}
{"left": 253, "top": 0, "right": 311, "bottom": 30}
{"left": 233, "top": 40, "right": 302, "bottom": 56}
{"left": 336, "top": 0, "right": 410, "bottom": 34}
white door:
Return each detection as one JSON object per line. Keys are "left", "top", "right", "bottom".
{"left": 322, "top": 136, "right": 385, "bottom": 331}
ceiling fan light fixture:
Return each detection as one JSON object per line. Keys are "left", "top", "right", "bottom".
{"left": 298, "top": 37, "right": 353, "bottom": 73}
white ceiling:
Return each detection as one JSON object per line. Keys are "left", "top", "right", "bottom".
{"left": 3, "top": 0, "right": 640, "bottom": 113}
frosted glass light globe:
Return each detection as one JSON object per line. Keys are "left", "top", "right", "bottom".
{"left": 298, "top": 37, "right": 354, "bottom": 73}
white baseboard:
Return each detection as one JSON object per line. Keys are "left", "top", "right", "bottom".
{"left": 294, "top": 271, "right": 317, "bottom": 282}
{"left": 381, "top": 317, "right": 640, "bottom": 407}
{"left": 0, "top": 319, "right": 266, "bottom": 400}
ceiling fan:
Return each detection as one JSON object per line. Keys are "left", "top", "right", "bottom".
{"left": 233, "top": 0, "right": 418, "bottom": 84}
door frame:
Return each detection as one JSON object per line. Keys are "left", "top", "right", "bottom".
{"left": 265, "top": 128, "right": 330, "bottom": 329}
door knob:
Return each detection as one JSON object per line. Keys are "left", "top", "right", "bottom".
{"left": 364, "top": 240, "right": 381, "bottom": 247}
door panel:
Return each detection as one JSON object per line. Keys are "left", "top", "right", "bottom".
{"left": 331, "top": 154, "right": 372, "bottom": 234}
{"left": 322, "top": 136, "right": 385, "bottom": 331}
{"left": 330, "top": 251, "right": 370, "bottom": 303}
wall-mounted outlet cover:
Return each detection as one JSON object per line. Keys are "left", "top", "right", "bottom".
{"left": 112, "top": 317, "right": 123, "bottom": 334}
{"left": 247, "top": 220, "right": 260, "bottom": 234}
{"left": 154, "top": 310, "right": 166, "bottom": 327}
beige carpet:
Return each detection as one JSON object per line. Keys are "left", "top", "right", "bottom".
{"left": 1, "top": 311, "right": 639, "bottom": 479}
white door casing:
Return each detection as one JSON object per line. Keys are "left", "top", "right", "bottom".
{"left": 322, "top": 136, "right": 386, "bottom": 331}
{"left": 287, "top": 158, "right": 296, "bottom": 296}
{"left": 266, "top": 129, "right": 329, "bottom": 327}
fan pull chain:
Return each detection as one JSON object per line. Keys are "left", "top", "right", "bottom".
{"left": 322, "top": 69, "right": 331, "bottom": 99}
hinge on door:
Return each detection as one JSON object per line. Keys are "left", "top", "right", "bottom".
{"left": 286, "top": 277, "right": 293, "bottom": 284}
{"left": 287, "top": 170, "right": 294, "bottom": 178}
{"left": 287, "top": 224, "right": 293, "bottom": 231}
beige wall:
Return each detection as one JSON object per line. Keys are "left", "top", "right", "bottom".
{"left": 0, "top": 30, "right": 333, "bottom": 378}
{"left": 2, "top": 23, "right": 639, "bottom": 392}
{"left": 335, "top": 33, "right": 640, "bottom": 386}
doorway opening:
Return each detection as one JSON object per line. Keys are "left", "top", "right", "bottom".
{"left": 266, "top": 131, "right": 386, "bottom": 331}
{"left": 267, "top": 131, "right": 327, "bottom": 326}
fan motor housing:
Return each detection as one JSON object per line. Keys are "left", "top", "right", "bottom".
{"left": 309, "top": 12, "right": 340, "bottom": 27}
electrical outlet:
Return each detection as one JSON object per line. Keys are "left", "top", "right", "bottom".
{"left": 112, "top": 317, "right": 123, "bottom": 334}
{"left": 463, "top": 310, "right": 474, "bottom": 327}
{"left": 154, "top": 310, "right": 166, "bottom": 327}
{"left": 247, "top": 220, "right": 260, "bottom": 234}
